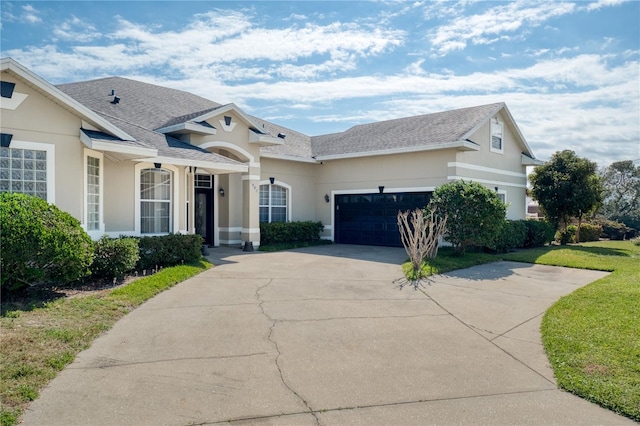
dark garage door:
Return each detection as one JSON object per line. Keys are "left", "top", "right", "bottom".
{"left": 335, "top": 192, "right": 432, "bottom": 247}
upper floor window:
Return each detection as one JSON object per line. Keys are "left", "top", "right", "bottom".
{"left": 259, "top": 184, "right": 288, "bottom": 223}
{"left": 0, "top": 146, "right": 48, "bottom": 201}
{"left": 490, "top": 119, "right": 503, "bottom": 153}
{"left": 140, "top": 168, "right": 172, "bottom": 233}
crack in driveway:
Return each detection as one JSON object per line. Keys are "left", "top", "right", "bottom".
{"left": 255, "top": 279, "right": 321, "bottom": 426}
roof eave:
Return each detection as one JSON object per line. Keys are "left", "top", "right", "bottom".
{"left": 1, "top": 58, "right": 135, "bottom": 141}
{"left": 80, "top": 130, "right": 156, "bottom": 159}
{"left": 260, "top": 152, "right": 319, "bottom": 164}
{"left": 136, "top": 156, "right": 248, "bottom": 175}
{"left": 315, "top": 140, "right": 480, "bottom": 161}
{"left": 249, "top": 130, "right": 284, "bottom": 147}
{"left": 522, "top": 153, "right": 543, "bottom": 166}
{"left": 155, "top": 122, "right": 217, "bottom": 136}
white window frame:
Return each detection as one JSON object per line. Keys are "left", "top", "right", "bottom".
{"left": 0, "top": 140, "right": 55, "bottom": 203}
{"left": 490, "top": 119, "right": 504, "bottom": 154}
{"left": 134, "top": 163, "right": 179, "bottom": 235}
{"left": 259, "top": 179, "right": 292, "bottom": 223}
{"left": 83, "top": 149, "right": 104, "bottom": 238}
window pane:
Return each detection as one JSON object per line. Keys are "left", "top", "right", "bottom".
{"left": 259, "top": 184, "right": 288, "bottom": 223}
{"left": 0, "top": 147, "right": 47, "bottom": 200}
{"left": 271, "top": 185, "right": 286, "bottom": 206}
{"left": 87, "top": 156, "right": 100, "bottom": 231}
{"left": 141, "top": 169, "right": 171, "bottom": 200}
{"left": 259, "top": 206, "right": 269, "bottom": 223}
{"left": 271, "top": 207, "right": 287, "bottom": 222}
{"left": 491, "top": 136, "right": 501, "bottom": 150}
{"left": 140, "top": 168, "right": 171, "bottom": 233}
{"left": 259, "top": 185, "right": 269, "bottom": 205}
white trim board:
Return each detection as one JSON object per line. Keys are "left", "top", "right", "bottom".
{"left": 447, "top": 162, "right": 526, "bottom": 178}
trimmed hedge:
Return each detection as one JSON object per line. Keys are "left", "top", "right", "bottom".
{"left": 91, "top": 236, "right": 140, "bottom": 280}
{"left": 595, "top": 218, "right": 633, "bottom": 240}
{"left": 137, "top": 234, "right": 203, "bottom": 270}
{"left": 0, "top": 193, "right": 94, "bottom": 293}
{"left": 522, "top": 220, "right": 556, "bottom": 248}
{"left": 485, "top": 220, "right": 527, "bottom": 253}
{"left": 555, "top": 223, "right": 603, "bottom": 244}
{"left": 260, "top": 221, "right": 324, "bottom": 245}
{"left": 574, "top": 223, "right": 602, "bottom": 242}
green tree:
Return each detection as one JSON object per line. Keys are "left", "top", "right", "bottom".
{"left": 529, "top": 150, "right": 603, "bottom": 243}
{"left": 428, "top": 180, "right": 506, "bottom": 254}
{"left": 599, "top": 160, "right": 640, "bottom": 227}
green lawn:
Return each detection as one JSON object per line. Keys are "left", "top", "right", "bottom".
{"left": 0, "top": 260, "right": 211, "bottom": 426}
{"left": 502, "top": 241, "right": 640, "bottom": 421}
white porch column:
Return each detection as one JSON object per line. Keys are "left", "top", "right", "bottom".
{"left": 241, "top": 166, "right": 261, "bottom": 248}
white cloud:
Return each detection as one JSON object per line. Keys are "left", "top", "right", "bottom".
{"left": 21, "top": 4, "right": 41, "bottom": 23}
{"left": 429, "top": 1, "right": 576, "bottom": 55}
{"left": 53, "top": 16, "right": 101, "bottom": 42}
{"left": 584, "top": 0, "right": 626, "bottom": 12}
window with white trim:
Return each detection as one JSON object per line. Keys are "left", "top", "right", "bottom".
{"left": 490, "top": 120, "right": 503, "bottom": 153}
{"left": 140, "top": 168, "right": 172, "bottom": 233}
{"left": 0, "top": 146, "right": 48, "bottom": 200}
{"left": 86, "top": 155, "right": 100, "bottom": 231}
{"left": 259, "top": 184, "right": 287, "bottom": 222}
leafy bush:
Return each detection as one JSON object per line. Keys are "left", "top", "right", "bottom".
{"left": 91, "top": 236, "right": 140, "bottom": 280}
{"left": 137, "top": 234, "right": 203, "bottom": 270}
{"left": 428, "top": 181, "right": 506, "bottom": 254}
{"left": 632, "top": 237, "right": 640, "bottom": 246}
{"left": 0, "top": 193, "right": 93, "bottom": 293}
{"left": 260, "top": 221, "right": 324, "bottom": 245}
{"left": 555, "top": 227, "right": 575, "bottom": 245}
{"left": 594, "top": 218, "right": 633, "bottom": 240}
{"left": 577, "top": 223, "right": 602, "bottom": 242}
{"left": 522, "top": 220, "right": 556, "bottom": 248}
{"left": 484, "top": 220, "right": 527, "bottom": 253}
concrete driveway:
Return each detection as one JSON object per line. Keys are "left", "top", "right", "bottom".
{"left": 21, "top": 244, "right": 633, "bottom": 425}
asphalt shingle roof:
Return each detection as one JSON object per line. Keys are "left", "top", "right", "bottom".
{"left": 57, "top": 77, "right": 223, "bottom": 132}
{"left": 310, "top": 103, "right": 503, "bottom": 158}
{"left": 58, "top": 77, "right": 508, "bottom": 163}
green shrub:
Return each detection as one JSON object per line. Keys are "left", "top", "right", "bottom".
{"left": 0, "top": 193, "right": 93, "bottom": 293}
{"left": 594, "top": 218, "right": 633, "bottom": 240}
{"left": 632, "top": 237, "right": 640, "bottom": 246}
{"left": 91, "top": 236, "right": 140, "bottom": 280}
{"left": 485, "top": 220, "right": 527, "bottom": 253}
{"left": 576, "top": 223, "right": 602, "bottom": 242}
{"left": 137, "top": 233, "right": 203, "bottom": 270}
{"left": 555, "top": 226, "right": 576, "bottom": 245}
{"left": 522, "top": 220, "right": 556, "bottom": 248}
{"left": 260, "top": 221, "right": 324, "bottom": 245}
{"left": 428, "top": 181, "right": 507, "bottom": 254}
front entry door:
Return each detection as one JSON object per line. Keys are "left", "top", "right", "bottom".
{"left": 195, "top": 187, "right": 214, "bottom": 246}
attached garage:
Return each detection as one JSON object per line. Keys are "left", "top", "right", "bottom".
{"left": 334, "top": 191, "right": 432, "bottom": 247}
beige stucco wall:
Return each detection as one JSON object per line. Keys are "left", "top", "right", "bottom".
{"left": 1, "top": 73, "right": 85, "bottom": 220}
{"left": 453, "top": 110, "right": 528, "bottom": 219}
{"left": 260, "top": 157, "right": 317, "bottom": 221}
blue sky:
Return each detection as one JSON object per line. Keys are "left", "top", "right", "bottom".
{"left": 1, "top": 1, "right": 638, "bottom": 166}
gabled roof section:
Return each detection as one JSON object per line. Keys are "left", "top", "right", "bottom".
{"left": 97, "top": 114, "right": 247, "bottom": 174}
{"left": 1, "top": 57, "right": 134, "bottom": 141}
{"left": 311, "top": 103, "right": 505, "bottom": 160}
{"left": 57, "top": 76, "right": 224, "bottom": 132}
{"left": 254, "top": 116, "right": 315, "bottom": 161}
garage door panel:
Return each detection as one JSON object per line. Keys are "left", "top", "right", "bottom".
{"left": 335, "top": 191, "right": 432, "bottom": 247}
